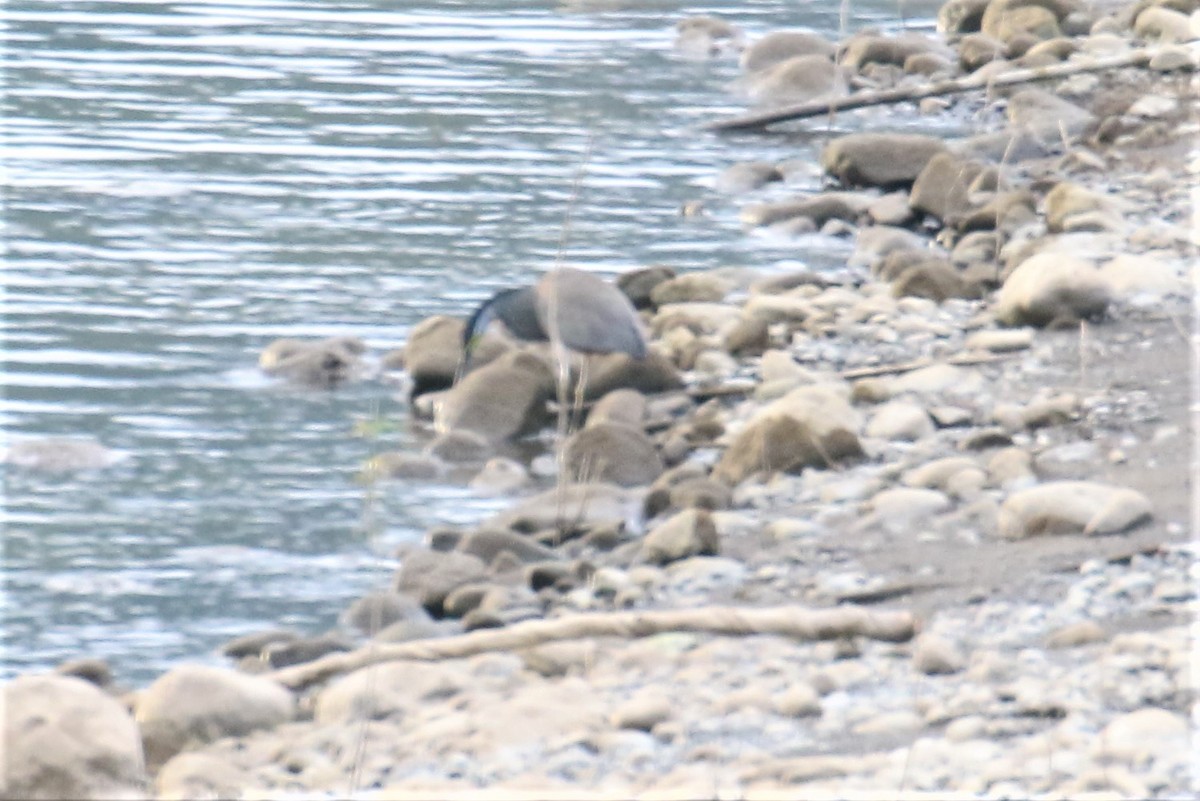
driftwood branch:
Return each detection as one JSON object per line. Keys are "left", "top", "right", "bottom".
{"left": 839, "top": 351, "right": 1013, "bottom": 380}
{"left": 269, "top": 605, "right": 917, "bottom": 690}
{"left": 707, "top": 48, "right": 1160, "bottom": 133}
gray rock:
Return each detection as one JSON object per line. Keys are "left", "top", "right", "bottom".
{"left": 610, "top": 693, "right": 672, "bottom": 731}
{"left": 892, "top": 259, "right": 976, "bottom": 302}
{"left": 958, "top": 33, "right": 1007, "bottom": 71}
{"left": 965, "top": 328, "right": 1034, "bottom": 353}
{"left": 740, "top": 30, "right": 835, "bottom": 73}
{"left": 649, "top": 273, "right": 731, "bottom": 305}
{"left": 219, "top": 628, "right": 300, "bottom": 660}
{"left": 458, "top": 528, "right": 560, "bottom": 565}
{"left": 3, "top": 674, "right": 147, "bottom": 799}
{"left": 1134, "top": 6, "right": 1194, "bottom": 42}
{"left": 136, "top": 664, "right": 295, "bottom": 769}
{"left": 938, "top": 0, "right": 990, "bottom": 34}
{"left": 582, "top": 350, "right": 683, "bottom": 401}
{"left": 867, "top": 487, "right": 952, "bottom": 527}
{"left": 996, "top": 253, "right": 1111, "bottom": 327}
{"left": 1045, "top": 620, "right": 1106, "bottom": 648}
{"left": 842, "top": 32, "right": 950, "bottom": 71}
{"left": 394, "top": 548, "right": 489, "bottom": 616}
{"left": 487, "top": 482, "right": 639, "bottom": 533}
{"left": 262, "top": 631, "right": 353, "bottom": 669}
{"left": 1005, "top": 88, "right": 1094, "bottom": 138}
{"left": 641, "top": 509, "right": 720, "bottom": 565}
{"left": 775, "top": 683, "right": 823, "bottom": 717}
{"left": 822, "top": 133, "right": 948, "bottom": 189}
{"left": 564, "top": 422, "right": 664, "bottom": 488}
{"left": 913, "top": 633, "right": 966, "bottom": 674}
{"left": 618, "top": 265, "right": 675, "bottom": 310}
{"left": 587, "top": 389, "right": 648, "bottom": 429}
{"left": 259, "top": 336, "right": 365, "bottom": 389}
{"left": 315, "top": 662, "right": 464, "bottom": 724}
{"left": 469, "top": 457, "right": 529, "bottom": 495}
{"left": 741, "top": 192, "right": 872, "bottom": 228}
{"left": 155, "top": 753, "right": 247, "bottom": 801}
{"left": 341, "top": 590, "right": 429, "bottom": 636}
{"left": 674, "top": 15, "right": 742, "bottom": 58}
{"left": 1093, "top": 708, "right": 1190, "bottom": 762}
{"left": 401, "top": 315, "right": 472, "bottom": 397}
{"left": 368, "top": 451, "right": 443, "bottom": 480}
{"left": 714, "top": 161, "right": 784, "bottom": 194}
{"left": 715, "top": 415, "right": 841, "bottom": 485}
{"left": 746, "top": 55, "right": 846, "bottom": 106}
{"left": 434, "top": 350, "right": 554, "bottom": 442}
{"left": 910, "top": 152, "right": 986, "bottom": 225}
{"left": 425, "top": 429, "right": 491, "bottom": 463}
{"left": 998, "top": 481, "right": 1152, "bottom": 538}
{"left": 866, "top": 400, "right": 935, "bottom": 441}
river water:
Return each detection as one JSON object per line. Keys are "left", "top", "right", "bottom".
{"left": 4, "top": 0, "right": 944, "bottom": 684}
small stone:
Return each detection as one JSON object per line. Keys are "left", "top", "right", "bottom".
{"left": 965, "top": 327, "right": 1034, "bottom": 353}
{"left": 1094, "top": 708, "right": 1189, "bottom": 763}
{"left": 775, "top": 684, "right": 823, "bottom": 717}
{"left": 998, "top": 481, "right": 1152, "bottom": 539}
{"left": 822, "top": 133, "right": 948, "bottom": 189}
{"left": 640, "top": 509, "right": 720, "bottom": 565}
{"left": 996, "top": 253, "right": 1111, "bottom": 328}
{"left": 1046, "top": 620, "right": 1107, "bottom": 648}
{"left": 865, "top": 400, "right": 935, "bottom": 441}
{"left": 852, "top": 710, "right": 923, "bottom": 736}
{"left": 913, "top": 633, "right": 965, "bottom": 674}
{"left": 611, "top": 693, "right": 672, "bottom": 732}
{"left": 469, "top": 457, "right": 529, "bottom": 495}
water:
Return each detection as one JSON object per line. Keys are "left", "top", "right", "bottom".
{"left": 4, "top": 0, "right": 942, "bottom": 685}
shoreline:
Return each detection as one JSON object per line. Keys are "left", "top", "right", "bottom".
{"left": 5, "top": 2, "right": 1197, "bottom": 798}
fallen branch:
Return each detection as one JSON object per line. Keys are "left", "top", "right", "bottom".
{"left": 839, "top": 351, "right": 1012, "bottom": 381}
{"left": 706, "top": 48, "right": 1160, "bottom": 133}
{"left": 269, "top": 605, "right": 917, "bottom": 690}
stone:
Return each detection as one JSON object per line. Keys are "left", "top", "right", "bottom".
{"left": 938, "top": 0, "right": 990, "bottom": 33}
{"left": 913, "top": 633, "right": 966, "bottom": 674}
{"left": 587, "top": 389, "right": 648, "bottom": 429}
{"left": 425, "top": 429, "right": 490, "bottom": 463}
{"left": 458, "top": 528, "right": 560, "bottom": 565}
{"left": 155, "top": 753, "right": 247, "bottom": 801}
{"left": 723, "top": 316, "right": 771, "bottom": 356}
{"left": 995, "top": 253, "right": 1111, "bottom": 327}
{"left": 987, "top": 3, "right": 1061, "bottom": 43}
{"left": 403, "top": 315, "right": 474, "bottom": 397}
{"left": 650, "top": 273, "right": 731, "bottom": 305}
{"left": 741, "top": 192, "right": 872, "bottom": 228}
{"left": 611, "top": 693, "right": 672, "bottom": 731}
{"left": 219, "top": 628, "right": 299, "bottom": 660}
{"left": 136, "top": 664, "right": 294, "bottom": 769}
{"left": 746, "top": 54, "right": 845, "bottom": 106}
{"left": 1020, "top": 36, "right": 1076, "bottom": 65}
{"left": 1100, "top": 254, "right": 1185, "bottom": 301}
{"left": 366, "top": 451, "right": 443, "bottom": 480}
{"left": 1094, "top": 708, "right": 1189, "bottom": 762}
{"left": 341, "top": 590, "right": 429, "bottom": 636}
{"left": 892, "top": 259, "right": 974, "bottom": 302}
{"left": 714, "top": 161, "right": 784, "bottom": 194}
{"left": 564, "top": 422, "right": 664, "bottom": 487}
{"left": 903, "top": 456, "right": 980, "bottom": 489}
{"left": 849, "top": 225, "right": 929, "bottom": 270}
{"left": 1134, "top": 6, "right": 1194, "bottom": 41}
{"left": 740, "top": 30, "right": 836, "bottom": 73}
{"left": 867, "top": 487, "right": 952, "bottom": 526}
{"left": 315, "top": 662, "right": 463, "bottom": 723}
{"left": 1005, "top": 88, "right": 1094, "bottom": 138}
{"left": 987, "top": 447, "right": 1036, "bottom": 488}
{"left": 3, "top": 674, "right": 147, "bottom": 799}
{"left": 822, "top": 133, "right": 948, "bottom": 189}
{"left": 998, "top": 481, "right": 1152, "bottom": 538}
{"left": 3, "top": 436, "right": 121, "bottom": 472}
{"left": 618, "top": 265, "right": 675, "bottom": 310}
{"left": 487, "top": 482, "right": 638, "bottom": 532}
{"left": 469, "top": 457, "right": 529, "bottom": 495}
{"left": 262, "top": 631, "right": 352, "bottom": 669}
{"left": 776, "top": 684, "right": 823, "bottom": 717}
{"left": 866, "top": 401, "right": 935, "bottom": 441}
{"left": 714, "top": 415, "right": 836, "bottom": 485}
{"left": 958, "top": 33, "right": 1008, "bottom": 70}
{"left": 54, "top": 658, "right": 114, "bottom": 688}
{"left": 258, "top": 336, "right": 365, "bottom": 389}
{"left": 1045, "top": 183, "right": 1116, "bottom": 233}
{"left": 965, "top": 327, "right": 1034, "bottom": 353}
{"left": 667, "top": 477, "right": 732, "bottom": 512}
{"left": 393, "top": 548, "right": 489, "bottom": 616}
{"left": 582, "top": 350, "right": 684, "bottom": 400}
{"left": 842, "top": 32, "right": 949, "bottom": 71}
{"left": 905, "top": 51, "right": 955, "bottom": 76}
{"left": 674, "top": 15, "right": 742, "bottom": 58}
{"left": 1046, "top": 620, "right": 1106, "bottom": 648}
{"left": 641, "top": 509, "right": 719, "bottom": 565}
{"left": 909, "top": 152, "right": 986, "bottom": 225}
{"left": 867, "top": 191, "right": 916, "bottom": 225}
{"left": 434, "top": 350, "right": 554, "bottom": 442}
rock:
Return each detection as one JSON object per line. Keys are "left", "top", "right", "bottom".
{"left": 714, "top": 416, "right": 835, "bottom": 485}
{"left": 469, "top": 457, "right": 529, "bottom": 495}
{"left": 865, "top": 401, "right": 935, "bottom": 441}
{"left": 849, "top": 225, "right": 929, "bottom": 270}
{"left": 315, "top": 662, "right": 463, "bottom": 724}
{"left": 136, "top": 664, "right": 294, "bottom": 769}
{"left": 259, "top": 336, "right": 365, "bottom": 389}
{"left": 892, "top": 259, "right": 975, "bottom": 302}
{"left": 723, "top": 316, "right": 771, "bottom": 356}
{"left": 402, "top": 315, "right": 474, "bottom": 397}
{"left": 741, "top": 293, "right": 813, "bottom": 325}
{"left": 610, "top": 693, "right": 672, "bottom": 731}
{"left": 155, "top": 753, "right": 247, "bottom": 801}
{"left": 3, "top": 674, "right": 147, "bottom": 799}
{"left": 393, "top": 549, "right": 489, "bottom": 616}
{"left": 714, "top": 161, "right": 784, "bottom": 194}
{"left": 1020, "top": 36, "right": 1076, "bottom": 65}
{"left": 741, "top": 192, "right": 872, "bottom": 228}
{"left": 487, "top": 482, "right": 638, "bottom": 532}
{"left": 425, "top": 429, "right": 490, "bottom": 463}
{"left": 905, "top": 51, "right": 955, "bottom": 76}
{"left": 1100, "top": 254, "right": 1185, "bottom": 301}
{"left": 582, "top": 350, "right": 684, "bottom": 400}
{"left": 903, "top": 456, "right": 981, "bottom": 489}
{"left": 365, "top": 451, "right": 443, "bottom": 481}
{"left": 650, "top": 273, "right": 731, "bottom": 305}
{"left": 1134, "top": 6, "right": 1194, "bottom": 41}
{"left": 341, "top": 590, "right": 429, "bottom": 636}
{"left": 1045, "top": 182, "right": 1116, "bottom": 233}
{"left": 998, "top": 481, "right": 1152, "bottom": 538}
{"left": 262, "top": 631, "right": 353, "bottom": 669}
{"left": 867, "top": 487, "right": 952, "bottom": 527}
{"left": 54, "top": 658, "right": 114, "bottom": 688}
{"left": 996, "top": 253, "right": 1111, "bottom": 327}
{"left": 564, "top": 422, "right": 663, "bottom": 487}
{"left": 666, "top": 477, "right": 732, "bottom": 512}
{"left": 618, "top": 265, "right": 676, "bottom": 310}
{"left": 1094, "top": 708, "right": 1190, "bottom": 762}
{"left": 775, "top": 684, "right": 823, "bottom": 717}
{"left": 740, "top": 30, "right": 836, "bottom": 73}
{"left": 938, "top": 0, "right": 990, "bottom": 33}
{"left": 909, "top": 152, "right": 985, "bottom": 225}
{"left": 219, "top": 628, "right": 300, "bottom": 660}
{"left": 1148, "top": 45, "right": 1196, "bottom": 70}
{"left": 913, "top": 634, "right": 966, "bottom": 674}
{"left": 1005, "top": 88, "right": 1094, "bottom": 138}
{"left": 458, "top": 528, "right": 560, "bottom": 565}
{"left": 868, "top": 191, "right": 916, "bottom": 225}
{"left": 674, "top": 15, "right": 742, "bottom": 58}
{"left": 587, "top": 389, "right": 648, "bottom": 429}
{"left": 746, "top": 54, "right": 845, "bottom": 106}
{"left": 987, "top": 447, "right": 1036, "bottom": 488}
{"left": 965, "top": 327, "right": 1034, "bottom": 353}
{"left": 958, "top": 33, "right": 1008, "bottom": 71}
{"left": 1045, "top": 620, "right": 1107, "bottom": 648}
{"left": 434, "top": 350, "right": 554, "bottom": 442}
{"left": 822, "top": 133, "right": 948, "bottom": 189}
{"left": 842, "top": 32, "right": 949, "bottom": 71}
{"left": 986, "top": 3, "right": 1061, "bottom": 43}
{"left": 641, "top": 509, "right": 720, "bottom": 565}
{"left": 3, "top": 436, "right": 121, "bottom": 472}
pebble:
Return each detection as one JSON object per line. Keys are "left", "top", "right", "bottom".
{"left": 865, "top": 400, "right": 935, "bottom": 441}
{"left": 610, "top": 694, "right": 673, "bottom": 732}
{"left": 913, "top": 633, "right": 966, "bottom": 675}
{"left": 1045, "top": 620, "right": 1107, "bottom": 648}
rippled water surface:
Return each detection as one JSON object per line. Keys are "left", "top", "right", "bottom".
{"left": 5, "top": 0, "right": 941, "bottom": 683}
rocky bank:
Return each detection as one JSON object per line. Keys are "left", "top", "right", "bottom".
{"left": 4, "top": 0, "right": 1197, "bottom": 799}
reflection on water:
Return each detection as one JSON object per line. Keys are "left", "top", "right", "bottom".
{"left": 5, "top": 0, "right": 927, "bottom": 684}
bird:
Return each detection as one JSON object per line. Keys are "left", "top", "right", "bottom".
{"left": 461, "top": 267, "right": 648, "bottom": 366}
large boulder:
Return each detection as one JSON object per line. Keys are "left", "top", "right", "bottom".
{"left": 909, "top": 152, "right": 986, "bottom": 225}
{"left": 995, "top": 253, "right": 1111, "bottom": 327}
{"left": 393, "top": 548, "right": 489, "bottom": 617}
{"left": 434, "top": 350, "right": 555, "bottom": 442}
{"left": 716, "top": 415, "right": 841, "bottom": 485}
{"left": 3, "top": 674, "right": 147, "bottom": 800}
{"left": 135, "top": 664, "right": 294, "bottom": 769}
{"left": 822, "top": 134, "right": 948, "bottom": 189}
{"left": 745, "top": 54, "right": 846, "bottom": 106}
{"left": 581, "top": 350, "right": 684, "bottom": 400}
{"left": 740, "top": 30, "right": 836, "bottom": 73}
{"left": 841, "top": 32, "right": 950, "bottom": 71}
{"left": 563, "top": 422, "right": 665, "bottom": 487}
{"left": 398, "top": 315, "right": 505, "bottom": 397}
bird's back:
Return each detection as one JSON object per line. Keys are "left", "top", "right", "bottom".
{"left": 536, "top": 268, "right": 647, "bottom": 359}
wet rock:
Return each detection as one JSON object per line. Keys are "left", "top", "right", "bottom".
{"left": 564, "top": 422, "right": 663, "bottom": 487}
{"left": 822, "top": 133, "right": 948, "bottom": 189}
{"left": 865, "top": 400, "right": 935, "bottom": 441}
{"left": 741, "top": 192, "right": 872, "bottom": 228}
{"left": 263, "top": 631, "right": 353, "bottom": 669}
{"left": 402, "top": 316, "right": 474, "bottom": 397}
{"left": 342, "top": 590, "right": 429, "bottom": 636}
{"left": 987, "top": 447, "right": 1036, "bottom": 488}
{"left": 3, "top": 436, "right": 121, "bottom": 472}
{"left": 985, "top": 2, "right": 1062, "bottom": 44}
{"left": 892, "top": 258, "right": 975, "bottom": 302}
{"left": 458, "top": 528, "right": 560, "bottom": 565}
{"left": 618, "top": 265, "right": 675, "bottom": 310}
{"left": 650, "top": 273, "right": 731, "bottom": 305}
{"left": 394, "top": 548, "right": 489, "bottom": 616}
{"left": 641, "top": 509, "right": 720, "bottom": 565}
{"left": 1020, "top": 36, "right": 1076, "bottom": 65}
{"left": 746, "top": 54, "right": 845, "bottom": 106}
{"left": 434, "top": 351, "right": 554, "bottom": 442}
{"left": 219, "top": 628, "right": 300, "bottom": 661}
{"left": 995, "top": 253, "right": 1111, "bottom": 327}
{"left": 54, "top": 657, "right": 114, "bottom": 688}
{"left": 469, "top": 457, "right": 529, "bottom": 495}
{"left": 867, "top": 191, "right": 916, "bottom": 225}
{"left": 425, "top": 429, "right": 491, "bottom": 463}
{"left": 136, "top": 664, "right": 294, "bottom": 769}
{"left": 155, "top": 752, "right": 248, "bottom": 801}
{"left": 582, "top": 350, "right": 684, "bottom": 400}
{"left": 905, "top": 51, "right": 956, "bottom": 76}
{"left": 1045, "top": 620, "right": 1107, "bottom": 648}
{"left": 723, "top": 316, "right": 771, "bottom": 356}
{"left": 740, "top": 30, "right": 836, "bottom": 73}
{"left": 315, "top": 662, "right": 463, "bottom": 724}
{"left": 913, "top": 633, "right": 966, "bottom": 674}
{"left": 842, "top": 32, "right": 950, "bottom": 71}
{"left": 958, "top": 33, "right": 1008, "bottom": 70}
{"left": 259, "top": 336, "right": 365, "bottom": 389}
{"left": 964, "top": 327, "right": 1034, "bottom": 353}
{"left": 938, "top": 0, "right": 991, "bottom": 34}
{"left": 715, "top": 161, "right": 784, "bottom": 194}
{"left": 365, "top": 451, "right": 443, "bottom": 481}
{"left": 909, "top": 152, "right": 985, "bottom": 225}
{"left": 998, "top": 481, "right": 1152, "bottom": 538}
{"left": 1134, "top": 5, "right": 1194, "bottom": 41}
{"left": 3, "top": 674, "right": 147, "bottom": 799}
{"left": 1005, "top": 88, "right": 1094, "bottom": 138}
{"left": 587, "top": 388, "right": 647, "bottom": 429}
{"left": 849, "top": 225, "right": 930, "bottom": 270}
{"left": 674, "top": 15, "right": 742, "bottom": 58}
{"left": 611, "top": 693, "right": 672, "bottom": 731}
